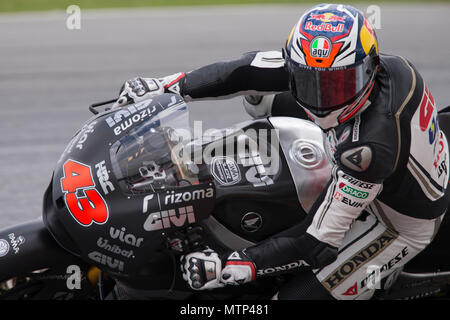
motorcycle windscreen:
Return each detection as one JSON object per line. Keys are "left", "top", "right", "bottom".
{"left": 109, "top": 103, "right": 212, "bottom": 195}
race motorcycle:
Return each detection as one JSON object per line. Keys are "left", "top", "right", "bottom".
{"left": 1, "top": 93, "right": 450, "bottom": 300}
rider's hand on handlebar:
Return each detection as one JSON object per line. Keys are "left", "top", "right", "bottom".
{"left": 181, "top": 249, "right": 257, "bottom": 290}
{"left": 112, "top": 77, "right": 165, "bottom": 109}
{"left": 181, "top": 248, "right": 225, "bottom": 291}
{"left": 112, "top": 72, "right": 186, "bottom": 109}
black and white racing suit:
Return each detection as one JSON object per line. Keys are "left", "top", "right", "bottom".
{"left": 164, "top": 51, "right": 450, "bottom": 299}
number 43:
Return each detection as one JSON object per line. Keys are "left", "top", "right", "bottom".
{"left": 60, "top": 159, "right": 109, "bottom": 226}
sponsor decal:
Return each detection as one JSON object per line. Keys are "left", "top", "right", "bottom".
{"left": 109, "top": 227, "right": 144, "bottom": 248}
{"left": 88, "top": 251, "right": 124, "bottom": 272}
{"left": 341, "top": 174, "right": 375, "bottom": 189}
{"left": 325, "top": 130, "right": 338, "bottom": 159}
{"left": 437, "top": 155, "right": 447, "bottom": 179}
{"left": 352, "top": 115, "right": 361, "bottom": 142}
{"left": 339, "top": 126, "right": 351, "bottom": 144}
{"left": 142, "top": 194, "right": 156, "bottom": 214}
{"left": 143, "top": 205, "right": 195, "bottom": 231}
{"left": 164, "top": 187, "right": 214, "bottom": 205}
{"left": 256, "top": 260, "right": 309, "bottom": 276}
{"left": 322, "top": 230, "right": 396, "bottom": 291}
{"left": 8, "top": 233, "right": 25, "bottom": 255}
{"left": 310, "top": 36, "right": 331, "bottom": 58}
{"left": 340, "top": 146, "right": 372, "bottom": 172}
{"left": 95, "top": 160, "right": 115, "bottom": 195}
{"left": 0, "top": 239, "right": 9, "bottom": 257}
{"left": 59, "top": 121, "right": 96, "bottom": 159}
{"left": 105, "top": 100, "right": 158, "bottom": 136}
{"left": 162, "top": 72, "right": 185, "bottom": 95}
{"left": 308, "top": 13, "right": 346, "bottom": 23}
{"left": 211, "top": 156, "right": 241, "bottom": 186}
{"left": 334, "top": 191, "right": 343, "bottom": 201}
{"left": 241, "top": 212, "right": 263, "bottom": 232}
{"left": 342, "top": 197, "right": 364, "bottom": 208}
{"left": 97, "top": 237, "right": 134, "bottom": 259}
{"left": 339, "top": 183, "right": 369, "bottom": 199}
{"left": 304, "top": 22, "right": 344, "bottom": 33}
{"left": 429, "top": 117, "right": 437, "bottom": 144}
{"left": 419, "top": 85, "right": 435, "bottom": 132}
{"left": 360, "top": 246, "right": 408, "bottom": 289}
{"left": 75, "top": 121, "right": 96, "bottom": 150}
{"left": 342, "top": 282, "right": 358, "bottom": 296}
{"left": 334, "top": 192, "right": 363, "bottom": 207}
{"left": 434, "top": 136, "right": 447, "bottom": 176}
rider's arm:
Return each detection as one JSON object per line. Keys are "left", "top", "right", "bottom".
{"left": 181, "top": 166, "right": 384, "bottom": 289}
{"left": 244, "top": 167, "right": 384, "bottom": 271}
{"left": 230, "top": 139, "right": 396, "bottom": 280}
{"left": 180, "top": 51, "right": 289, "bottom": 101}
{"left": 114, "top": 51, "right": 291, "bottom": 109}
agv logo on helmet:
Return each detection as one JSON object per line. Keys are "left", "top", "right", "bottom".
{"left": 310, "top": 37, "right": 331, "bottom": 58}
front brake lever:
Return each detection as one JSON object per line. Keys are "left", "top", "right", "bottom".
{"left": 89, "top": 98, "right": 118, "bottom": 115}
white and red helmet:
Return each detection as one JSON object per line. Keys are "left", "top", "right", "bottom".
{"left": 284, "top": 4, "right": 379, "bottom": 129}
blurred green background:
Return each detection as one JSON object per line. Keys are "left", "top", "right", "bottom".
{"left": 1, "top": 0, "right": 448, "bottom": 13}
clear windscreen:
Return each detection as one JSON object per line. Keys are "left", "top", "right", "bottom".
{"left": 109, "top": 101, "right": 211, "bottom": 195}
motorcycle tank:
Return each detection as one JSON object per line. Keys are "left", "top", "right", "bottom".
{"left": 44, "top": 94, "right": 216, "bottom": 282}
{"left": 201, "top": 116, "right": 330, "bottom": 248}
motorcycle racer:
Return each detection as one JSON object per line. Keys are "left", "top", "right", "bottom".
{"left": 114, "top": 4, "right": 450, "bottom": 299}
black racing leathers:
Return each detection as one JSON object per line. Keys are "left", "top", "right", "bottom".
{"left": 173, "top": 51, "right": 450, "bottom": 274}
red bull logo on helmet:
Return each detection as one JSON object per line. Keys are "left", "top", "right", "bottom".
{"left": 304, "top": 12, "right": 346, "bottom": 33}
{"left": 305, "top": 22, "right": 344, "bottom": 33}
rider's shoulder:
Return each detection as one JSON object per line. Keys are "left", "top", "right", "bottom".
{"left": 378, "top": 54, "right": 425, "bottom": 111}
{"left": 333, "top": 113, "right": 397, "bottom": 183}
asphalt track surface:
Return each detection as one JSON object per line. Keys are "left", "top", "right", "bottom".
{"left": 0, "top": 4, "right": 450, "bottom": 229}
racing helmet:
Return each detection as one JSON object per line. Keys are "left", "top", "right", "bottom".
{"left": 284, "top": 4, "right": 379, "bottom": 129}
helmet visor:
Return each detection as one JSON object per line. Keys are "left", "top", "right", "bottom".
{"left": 286, "top": 54, "right": 377, "bottom": 116}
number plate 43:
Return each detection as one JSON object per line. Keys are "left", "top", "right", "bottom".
{"left": 60, "top": 159, "right": 109, "bottom": 226}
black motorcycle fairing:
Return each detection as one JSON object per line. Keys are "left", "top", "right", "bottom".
{"left": 44, "top": 94, "right": 217, "bottom": 286}
{"left": 43, "top": 177, "right": 81, "bottom": 257}
{"left": 0, "top": 218, "right": 83, "bottom": 282}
